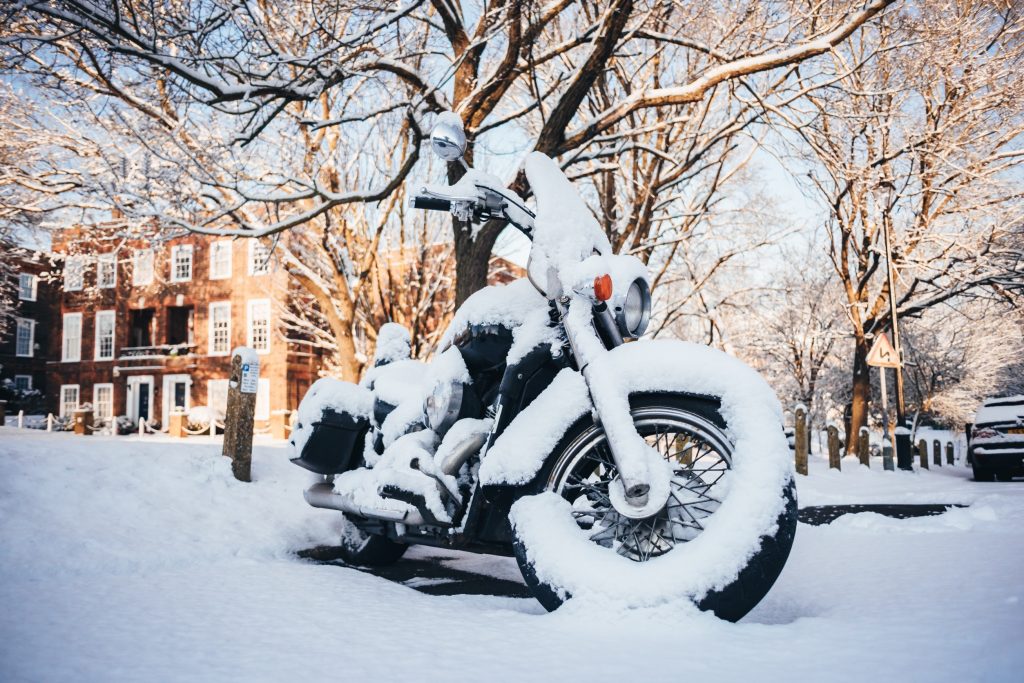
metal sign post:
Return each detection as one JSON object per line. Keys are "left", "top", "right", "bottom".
{"left": 867, "top": 334, "right": 901, "bottom": 471}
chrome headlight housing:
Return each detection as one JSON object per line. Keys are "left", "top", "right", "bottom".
{"left": 615, "top": 277, "right": 651, "bottom": 339}
{"left": 423, "top": 380, "right": 481, "bottom": 435}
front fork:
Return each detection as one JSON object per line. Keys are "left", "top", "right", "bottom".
{"left": 558, "top": 297, "right": 667, "bottom": 510}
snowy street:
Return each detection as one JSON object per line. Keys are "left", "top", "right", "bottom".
{"left": 1, "top": 428, "right": 1021, "bottom": 682}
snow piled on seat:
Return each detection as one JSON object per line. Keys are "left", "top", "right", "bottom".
{"left": 509, "top": 339, "right": 793, "bottom": 608}
{"left": 289, "top": 377, "right": 374, "bottom": 456}
{"left": 361, "top": 358, "right": 429, "bottom": 408}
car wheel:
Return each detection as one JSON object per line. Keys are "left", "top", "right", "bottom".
{"left": 995, "top": 471, "right": 1015, "bottom": 482}
{"left": 972, "top": 458, "right": 995, "bottom": 482}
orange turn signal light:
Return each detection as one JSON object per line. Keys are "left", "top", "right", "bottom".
{"left": 594, "top": 274, "right": 613, "bottom": 301}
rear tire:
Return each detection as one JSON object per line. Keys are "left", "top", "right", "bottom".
{"left": 512, "top": 393, "right": 797, "bottom": 621}
{"left": 335, "top": 516, "right": 408, "bottom": 566}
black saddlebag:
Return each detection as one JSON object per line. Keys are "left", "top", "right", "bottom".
{"left": 290, "top": 408, "right": 369, "bottom": 475}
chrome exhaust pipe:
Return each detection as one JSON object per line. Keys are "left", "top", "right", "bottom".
{"left": 440, "top": 431, "right": 488, "bottom": 476}
{"left": 303, "top": 482, "right": 426, "bottom": 525}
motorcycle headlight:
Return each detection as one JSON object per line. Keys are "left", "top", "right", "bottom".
{"left": 615, "top": 278, "right": 651, "bottom": 339}
{"left": 423, "top": 380, "right": 481, "bottom": 434}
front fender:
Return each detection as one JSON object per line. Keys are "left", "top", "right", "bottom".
{"left": 477, "top": 339, "right": 785, "bottom": 488}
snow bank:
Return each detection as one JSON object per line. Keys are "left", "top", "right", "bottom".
{"left": 289, "top": 378, "right": 374, "bottom": 456}
{"left": 509, "top": 339, "right": 793, "bottom": 608}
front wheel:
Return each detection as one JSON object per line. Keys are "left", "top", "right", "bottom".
{"left": 511, "top": 393, "right": 797, "bottom": 621}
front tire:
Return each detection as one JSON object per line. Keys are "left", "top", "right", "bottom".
{"left": 512, "top": 393, "right": 797, "bottom": 621}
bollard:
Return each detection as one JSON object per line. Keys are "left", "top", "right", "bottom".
{"left": 882, "top": 438, "right": 895, "bottom": 471}
{"left": 168, "top": 407, "right": 187, "bottom": 438}
{"left": 18, "top": 410, "right": 24, "bottom": 429}
{"left": 73, "top": 408, "right": 93, "bottom": 436}
{"left": 918, "top": 439, "right": 929, "bottom": 470}
{"left": 857, "top": 426, "right": 870, "bottom": 467}
{"left": 946, "top": 441, "right": 954, "bottom": 466}
{"left": 47, "top": 413, "right": 54, "bottom": 432}
{"left": 139, "top": 418, "right": 146, "bottom": 437}
{"left": 270, "top": 410, "right": 291, "bottom": 441}
{"left": 222, "top": 347, "right": 258, "bottom": 482}
{"left": 827, "top": 424, "right": 841, "bottom": 471}
{"left": 933, "top": 439, "right": 941, "bottom": 467}
{"left": 211, "top": 420, "right": 217, "bottom": 437}
{"left": 794, "top": 405, "right": 809, "bottom": 476}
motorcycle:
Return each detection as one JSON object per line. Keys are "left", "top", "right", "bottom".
{"left": 290, "top": 112, "right": 797, "bottom": 620}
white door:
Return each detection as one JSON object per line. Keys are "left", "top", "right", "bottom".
{"left": 162, "top": 374, "right": 192, "bottom": 425}
{"left": 126, "top": 376, "right": 155, "bottom": 423}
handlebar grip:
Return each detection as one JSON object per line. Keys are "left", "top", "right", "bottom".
{"left": 413, "top": 196, "right": 452, "bottom": 212}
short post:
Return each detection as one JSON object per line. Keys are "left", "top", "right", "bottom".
{"left": 210, "top": 420, "right": 218, "bottom": 437}
{"left": 857, "top": 426, "right": 870, "bottom": 467}
{"left": 222, "top": 347, "right": 258, "bottom": 482}
{"left": 827, "top": 424, "right": 841, "bottom": 471}
{"left": 917, "top": 439, "right": 929, "bottom": 470}
{"left": 138, "top": 418, "right": 146, "bottom": 437}
{"left": 168, "top": 407, "right": 187, "bottom": 438}
{"left": 882, "top": 437, "right": 895, "bottom": 471}
{"left": 946, "top": 441, "right": 954, "bottom": 466}
{"left": 794, "top": 405, "right": 809, "bottom": 476}
{"left": 18, "top": 410, "right": 24, "bottom": 429}
{"left": 270, "top": 409, "right": 291, "bottom": 440}
{"left": 47, "top": 413, "right": 54, "bottom": 432}
{"left": 0, "top": 399, "right": 6, "bottom": 426}
{"left": 932, "top": 439, "right": 941, "bottom": 467}
{"left": 73, "top": 408, "right": 93, "bottom": 436}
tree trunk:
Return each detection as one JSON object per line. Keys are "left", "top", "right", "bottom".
{"left": 846, "top": 335, "right": 871, "bottom": 456}
{"left": 453, "top": 218, "right": 503, "bottom": 307}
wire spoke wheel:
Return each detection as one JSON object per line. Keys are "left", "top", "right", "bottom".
{"left": 549, "top": 404, "right": 733, "bottom": 563}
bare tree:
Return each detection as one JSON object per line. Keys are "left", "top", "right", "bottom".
{"left": 761, "top": 0, "right": 1024, "bottom": 453}
{"left": 3, "top": 0, "right": 895, "bottom": 308}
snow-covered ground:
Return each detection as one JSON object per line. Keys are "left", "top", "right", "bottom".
{"left": 1, "top": 427, "right": 1021, "bottom": 682}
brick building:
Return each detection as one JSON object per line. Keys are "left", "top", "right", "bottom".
{"left": 0, "top": 244, "right": 59, "bottom": 408}
{"left": 45, "top": 225, "right": 322, "bottom": 426}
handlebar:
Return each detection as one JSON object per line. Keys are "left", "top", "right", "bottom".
{"left": 412, "top": 196, "right": 452, "bottom": 212}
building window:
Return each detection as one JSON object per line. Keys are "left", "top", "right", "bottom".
{"left": 210, "top": 240, "right": 232, "bottom": 280}
{"left": 64, "top": 255, "right": 86, "bottom": 291}
{"left": 167, "top": 306, "right": 195, "bottom": 346}
{"left": 208, "top": 302, "right": 231, "bottom": 356}
{"left": 247, "top": 299, "right": 271, "bottom": 354}
{"left": 207, "top": 379, "right": 229, "bottom": 418}
{"left": 60, "top": 384, "right": 80, "bottom": 417}
{"left": 256, "top": 378, "right": 270, "bottom": 420}
{"left": 62, "top": 313, "right": 82, "bottom": 362}
{"left": 95, "top": 310, "right": 115, "bottom": 360}
{"left": 133, "top": 248, "right": 154, "bottom": 286}
{"left": 15, "top": 318, "right": 35, "bottom": 357}
{"left": 18, "top": 273, "right": 37, "bottom": 301}
{"left": 93, "top": 383, "right": 114, "bottom": 421}
{"left": 249, "top": 240, "right": 271, "bottom": 275}
{"left": 98, "top": 253, "right": 117, "bottom": 288}
{"left": 14, "top": 375, "right": 32, "bottom": 392}
{"left": 171, "top": 245, "right": 193, "bottom": 282}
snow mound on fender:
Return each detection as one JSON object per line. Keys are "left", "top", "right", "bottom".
{"left": 289, "top": 378, "right": 373, "bottom": 456}
{"left": 509, "top": 339, "right": 793, "bottom": 608}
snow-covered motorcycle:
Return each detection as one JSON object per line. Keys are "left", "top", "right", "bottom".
{"left": 290, "top": 113, "right": 797, "bottom": 620}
